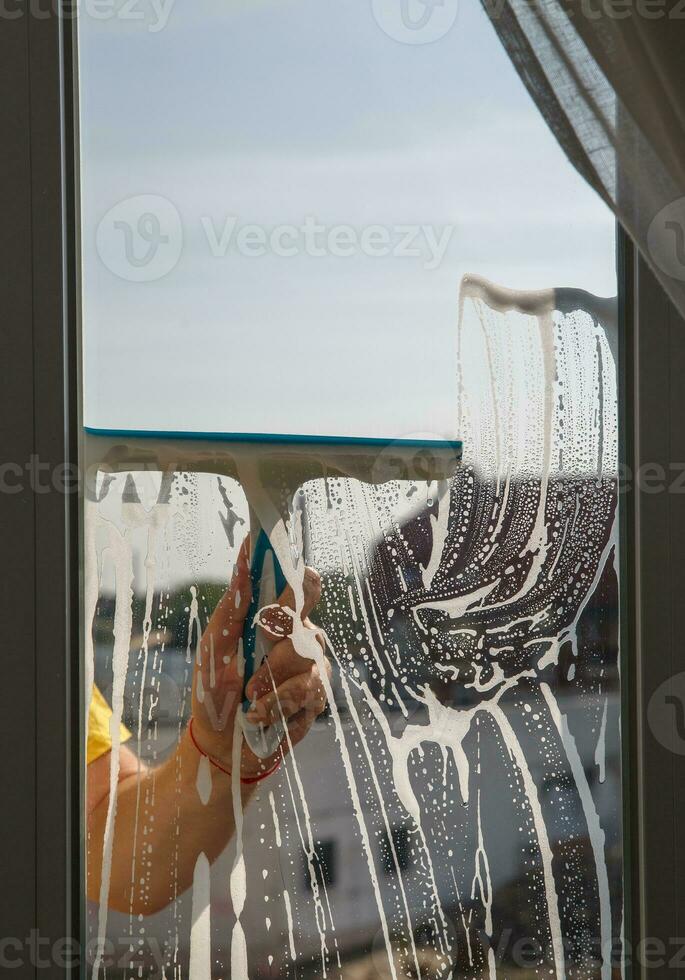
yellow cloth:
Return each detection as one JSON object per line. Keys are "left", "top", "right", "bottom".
{"left": 87, "top": 685, "right": 132, "bottom": 764}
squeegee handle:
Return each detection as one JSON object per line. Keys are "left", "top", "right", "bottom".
{"left": 242, "top": 523, "right": 287, "bottom": 710}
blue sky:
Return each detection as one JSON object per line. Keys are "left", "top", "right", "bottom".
{"left": 79, "top": 0, "right": 616, "bottom": 441}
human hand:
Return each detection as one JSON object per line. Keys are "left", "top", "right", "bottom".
{"left": 190, "top": 541, "right": 330, "bottom": 781}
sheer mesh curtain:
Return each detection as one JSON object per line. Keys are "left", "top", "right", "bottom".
{"left": 481, "top": 0, "right": 685, "bottom": 317}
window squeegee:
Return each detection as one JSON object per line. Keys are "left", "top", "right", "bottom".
{"left": 83, "top": 430, "right": 462, "bottom": 757}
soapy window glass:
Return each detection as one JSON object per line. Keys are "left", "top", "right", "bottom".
{"left": 79, "top": 0, "right": 620, "bottom": 977}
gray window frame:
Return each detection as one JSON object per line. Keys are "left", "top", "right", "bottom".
{"left": 0, "top": 4, "right": 81, "bottom": 976}
{"left": 620, "top": 233, "right": 685, "bottom": 980}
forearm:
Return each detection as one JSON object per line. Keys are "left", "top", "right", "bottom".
{"left": 87, "top": 731, "right": 255, "bottom": 915}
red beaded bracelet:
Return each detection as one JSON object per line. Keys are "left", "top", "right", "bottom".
{"left": 188, "top": 716, "right": 281, "bottom": 785}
